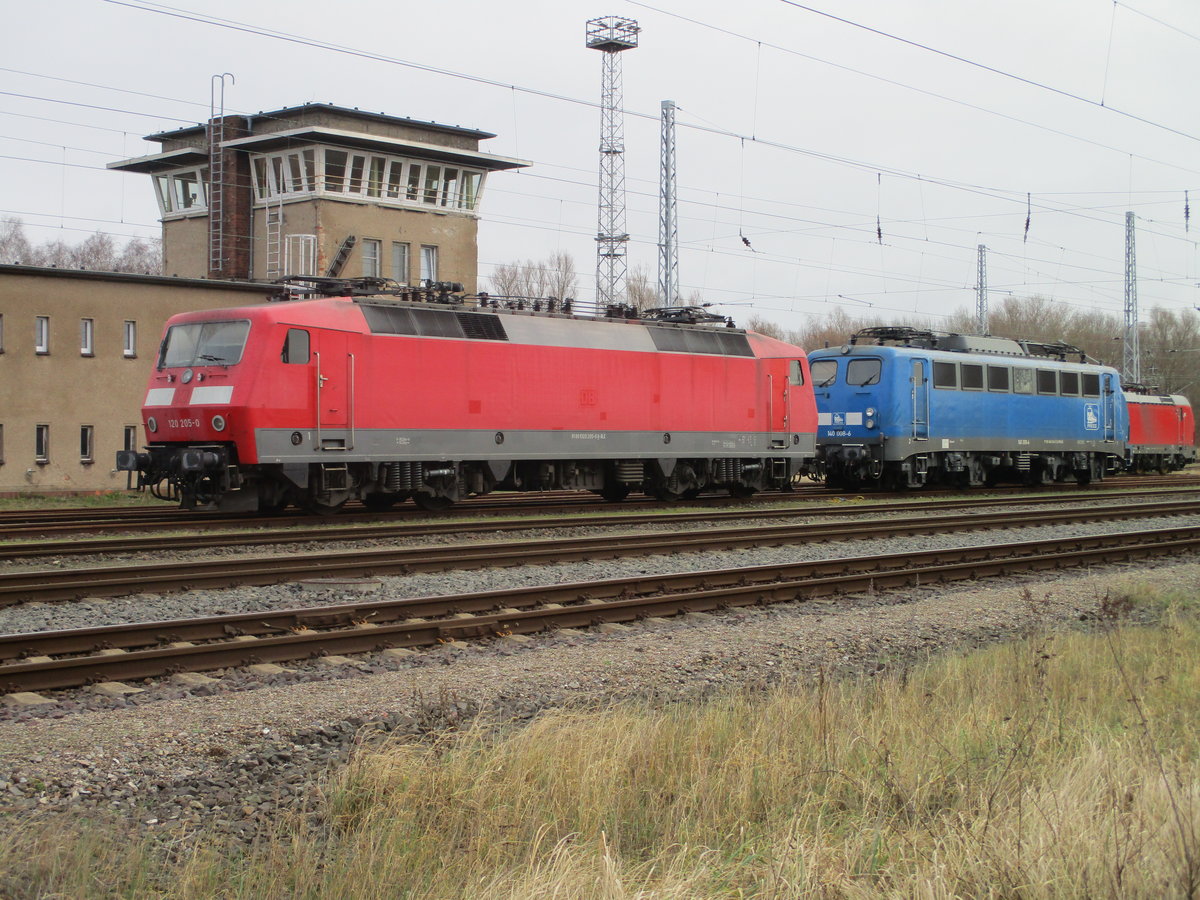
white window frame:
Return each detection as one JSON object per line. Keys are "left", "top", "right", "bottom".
{"left": 420, "top": 245, "right": 438, "bottom": 284}
{"left": 79, "top": 425, "right": 94, "bottom": 464}
{"left": 35, "top": 316, "right": 49, "bottom": 355}
{"left": 361, "top": 239, "right": 382, "bottom": 278}
{"left": 0, "top": 312, "right": 5, "bottom": 354}
{"left": 123, "top": 320, "right": 137, "bottom": 358}
{"left": 35, "top": 424, "right": 49, "bottom": 464}
{"left": 248, "top": 146, "right": 486, "bottom": 213}
{"left": 392, "top": 241, "right": 410, "bottom": 283}
{"left": 0, "top": 423, "right": 5, "bottom": 465}
{"left": 153, "top": 167, "right": 208, "bottom": 218}
{"left": 80, "top": 318, "right": 94, "bottom": 357}
{"left": 123, "top": 425, "right": 139, "bottom": 453}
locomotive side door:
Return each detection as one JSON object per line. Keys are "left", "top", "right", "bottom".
{"left": 911, "top": 358, "right": 930, "bottom": 439}
{"left": 1102, "top": 374, "right": 1117, "bottom": 442}
{"left": 314, "top": 330, "right": 355, "bottom": 449}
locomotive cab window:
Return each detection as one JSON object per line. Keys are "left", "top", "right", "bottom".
{"left": 281, "top": 329, "right": 310, "bottom": 364}
{"left": 1013, "top": 367, "right": 1034, "bottom": 394}
{"left": 846, "top": 358, "right": 881, "bottom": 386}
{"left": 1082, "top": 373, "right": 1100, "bottom": 397}
{"left": 1060, "top": 371, "right": 1080, "bottom": 396}
{"left": 158, "top": 320, "right": 251, "bottom": 369}
{"left": 933, "top": 361, "right": 957, "bottom": 389}
{"left": 810, "top": 359, "right": 837, "bottom": 387}
{"left": 789, "top": 359, "right": 805, "bottom": 386}
{"left": 1037, "top": 369, "right": 1058, "bottom": 395}
{"left": 961, "top": 364, "right": 984, "bottom": 391}
{"left": 987, "top": 366, "right": 1010, "bottom": 392}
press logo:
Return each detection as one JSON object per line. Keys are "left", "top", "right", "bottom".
{"left": 1084, "top": 404, "right": 1099, "bottom": 431}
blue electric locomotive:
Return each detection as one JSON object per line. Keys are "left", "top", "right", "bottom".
{"left": 808, "top": 327, "right": 1128, "bottom": 489}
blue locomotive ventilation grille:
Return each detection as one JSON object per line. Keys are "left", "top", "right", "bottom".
{"left": 455, "top": 312, "right": 508, "bottom": 341}
{"left": 649, "top": 327, "right": 753, "bottom": 357}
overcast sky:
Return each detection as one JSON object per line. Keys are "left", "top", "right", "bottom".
{"left": 4, "top": 0, "right": 1200, "bottom": 334}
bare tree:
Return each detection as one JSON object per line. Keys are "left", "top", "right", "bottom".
{"left": 0, "top": 216, "right": 31, "bottom": 264}
{"left": 486, "top": 252, "right": 577, "bottom": 300}
{"left": 625, "top": 265, "right": 657, "bottom": 312}
{"left": 0, "top": 218, "right": 162, "bottom": 273}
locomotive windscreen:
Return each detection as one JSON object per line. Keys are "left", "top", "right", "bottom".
{"left": 157, "top": 319, "right": 250, "bottom": 368}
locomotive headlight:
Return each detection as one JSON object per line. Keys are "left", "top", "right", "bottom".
{"left": 866, "top": 417, "right": 876, "bottom": 429}
{"left": 211, "top": 415, "right": 227, "bottom": 432}
{"left": 865, "top": 407, "right": 876, "bottom": 417}
{"left": 147, "top": 416, "right": 158, "bottom": 433}
{"left": 181, "top": 368, "right": 194, "bottom": 384}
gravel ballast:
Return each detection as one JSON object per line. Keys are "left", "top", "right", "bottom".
{"left": 1, "top": 543, "right": 1197, "bottom": 842}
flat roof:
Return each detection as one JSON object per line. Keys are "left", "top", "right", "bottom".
{"left": 106, "top": 146, "right": 208, "bottom": 175}
{"left": 146, "top": 102, "right": 497, "bottom": 143}
{"left": 0, "top": 264, "right": 281, "bottom": 291}
{"left": 220, "top": 127, "right": 528, "bottom": 171}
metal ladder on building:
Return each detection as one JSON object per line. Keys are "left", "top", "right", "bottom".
{"left": 208, "top": 73, "right": 234, "bottom": 277}
{"left": 265, "top": 195, "right": 283, "bottom": 279}
{"left": 326, "top": 235, "right": 357, "bottom": 277}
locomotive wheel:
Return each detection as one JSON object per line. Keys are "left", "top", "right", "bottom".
{"left": 653, "top": 487, "right": 684, "bottom": 502}
{"left": 728, "top": 484, "right": 756, "bottom": 499}
{"left": 307, "top": 499, "right": 347, "bottom": 516}
{"left": 260, "top": 498, "right": 289, "bottom": 515}
{"left": 681, "top": 488, "right": 703, "bottom": 500}
{"left": 413, "top": 493, "right": 455, "bottom": 511}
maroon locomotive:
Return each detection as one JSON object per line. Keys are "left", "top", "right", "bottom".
{"left": 117, "top": 286, "right": 818, "bottom": 512}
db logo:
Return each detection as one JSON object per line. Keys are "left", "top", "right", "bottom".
{"left": 579, "top": 389, "right": 597, "bottom": 407}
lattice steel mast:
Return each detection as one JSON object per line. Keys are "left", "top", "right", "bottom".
{"left": 975, "top": 243, "right": 988, "bottom": 334}
{"left": 586, "top": 16, "right": 639, "bottom": 309}
{"left": 658, "top": 99, "right": 679, "bottom": 306}
{"left": 1124, "top": 210, "right": 1140, "bottom": 383}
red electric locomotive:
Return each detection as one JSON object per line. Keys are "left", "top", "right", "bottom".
{"left": 1124, "top": 388, "right": 1196, "bottom": 473}
{"left": 117, "top": 284, "right": 818, "bottom": 512}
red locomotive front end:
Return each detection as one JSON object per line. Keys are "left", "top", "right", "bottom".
{"left": 1125, "top": 390, "right": 1196, "bottom": 472}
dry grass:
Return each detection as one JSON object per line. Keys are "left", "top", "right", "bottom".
{"left": 2, "top": 596, "right": 1198, "bottom": 898}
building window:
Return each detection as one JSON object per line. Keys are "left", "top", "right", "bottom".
{"left": 35, "top": 316, "right": 49, "bottom": 354}
{"left": 0, "top": 313, "right": 5, "bottom": 354}
{"left": 80, "top": 425, "right": 94, "bottom": 463}
{"left": 362, "top": 239, "right": 381, "bottom": 278}
{"left": 123, "top": 425, "right": 139, "bottom": 452}
{"left": 392, "top": 242, "right": 410, "bottom": 283}
{"left": 124, "top": 320, "right": 137, "bottom": 358}
{"left": 250, "top": 146, "right": 485, "bottom": 211}
{"left": 35, "top": 424, "right": 49, "bottom": 464}
{"left": 153, "top": 167, "right": 208, "bottom": 217}
{"left": 420, "top": 245, "right": 438, "bottom": 284}
{"left": 80, "top": 318, "right": 95, "bottom": 356}
{"left": 0, "top": 424, "right": 5, "bottom": 465}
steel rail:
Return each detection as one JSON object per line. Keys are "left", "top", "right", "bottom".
{"left": 3, "top": 487, "right": 1199, "bottom": 562}
{"left": 1, "top": 497, "right": 1198, "bottom": 606}
{"left": 2, "top": 476, "right": 1197, "bottom": 538}
{"left": 2, "top": 525, "right": 1197, "bottom": 692}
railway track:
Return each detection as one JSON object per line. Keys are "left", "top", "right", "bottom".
{"left": 2, "top": 524, "right": 1197, "bottom": 693}
{"left": 3, "top": 475, "right": 1197, "bottom": 538}
{"left": 1, "top": 495, "right": 1197, "bottom": 605}
{"left": 2, "top": 487, "right": 1199, "bottom": 562}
